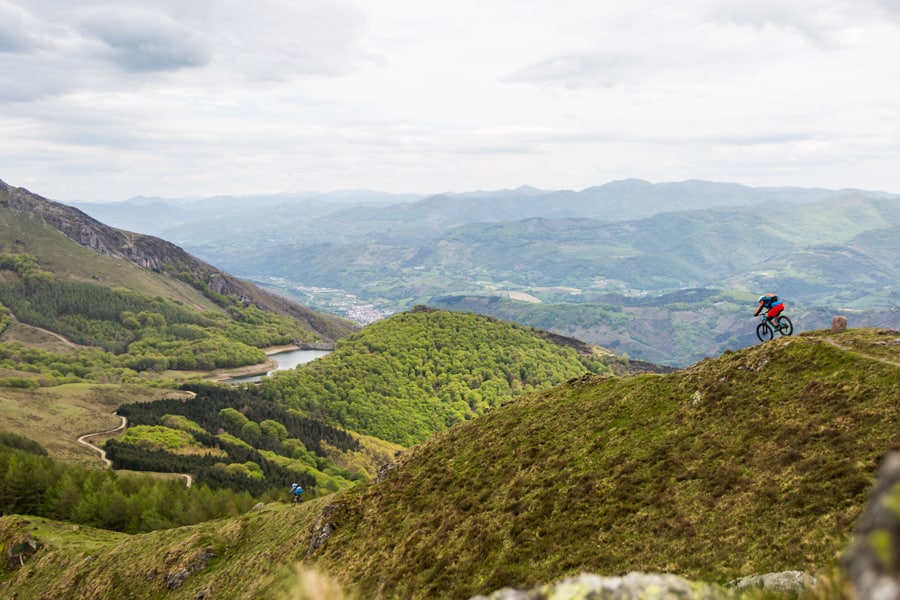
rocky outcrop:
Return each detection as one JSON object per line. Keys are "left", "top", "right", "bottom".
{"left": 842, "top": 450, "right": 900, "bottom": 600}
{"left": 165, "top": 548, "right": 217, "bottom": 590}
{"left": 0, "top": 179, "right": 358, "bottom": 342}
{"left": 832, "top": 316, "right": 848, "bottom": 332}
{"left": 729, "top": 571, "right": 818, "bottom": 595}
{"left": 307, "top": 502, "right": 343, "bottom": 555}
{"left": 470, "top": 573, "right": 716, "bottom": 600}
{"left": 470, "top": 571, "right": 817, "bottom": 600}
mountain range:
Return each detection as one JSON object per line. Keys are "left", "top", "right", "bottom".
{"left": 69, "top": 179, "right": 900, "bottom": 366}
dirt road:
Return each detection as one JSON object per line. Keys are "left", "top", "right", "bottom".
{"left": 76, "top": 415, "right": 193, "bottom": 487}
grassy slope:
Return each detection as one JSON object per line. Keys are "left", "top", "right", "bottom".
{"left": 0, "top": 328, "right": 897, "bottom": 599}
{"left": 309, "top": 328, "right": 899, "bottom": 598}
{"left": 0, "top": 501, "right": 331, "bottom": 600}
{"left": 0, "top": 206, "right": 222, "bottom": 313}
{"left": 0, "top": 383, "right": 193, "bottom": 465}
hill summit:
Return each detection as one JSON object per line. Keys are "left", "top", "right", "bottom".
{"left": 305, "top": 328, "right": 900, "bottom": 598}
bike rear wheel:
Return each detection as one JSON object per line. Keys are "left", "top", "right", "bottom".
{"left": 776, "top": 316, "right": 793, "bottom": 336}
{"left": 756, "top": 321, "right": 773, "bottom": 342}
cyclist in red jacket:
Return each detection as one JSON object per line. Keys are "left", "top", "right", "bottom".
{"left": 754, "top": 293, "right": 785, "bottom": 326}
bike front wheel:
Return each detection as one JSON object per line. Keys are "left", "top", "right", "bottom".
{"left": 776, "top": 316, "right": 793, "bottom": 336}
{"left": 756, "top": 321, "right": 773, "bottom": 342}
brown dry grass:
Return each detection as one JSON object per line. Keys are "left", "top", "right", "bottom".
{"left": 0, "top": 383, "right": 193, "bottom": 465}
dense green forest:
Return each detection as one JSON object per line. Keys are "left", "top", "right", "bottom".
{"left": 260, "top": 306, "right": 612, "bottom": 446}
{"left": 0, "top": 252, "right": 326, "bottom": 382}
{"left": 0, "top": 431, "right": 256, "bottom": 533}
{"left": 109, "top": 383, "right": 368, "bottom": 497}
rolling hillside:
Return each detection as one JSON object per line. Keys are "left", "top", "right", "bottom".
{"left": 1, "top": 328, "right": 897, "bottom": 599}
{"left": 257, "top": 306, "right": 637, "bottom": 446}
{"left": 1, "top": 178, "right": 358, "bottom": 347}
{"left": 304, "top": 328, "right": 900, "bottom": 598}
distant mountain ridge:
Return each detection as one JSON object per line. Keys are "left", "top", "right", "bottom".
{"left": 62, "top": 178, "right": 898, "bottom": 365}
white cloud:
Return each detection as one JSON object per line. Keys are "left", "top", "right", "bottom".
{"left": 0, "top": 1, "right": 43, "bottom": 52}
{"left": 1, "top": 0, "right": 900, "bottom": 200}
{"left": 71, "top": 5, "right": 212, "bottom": 72}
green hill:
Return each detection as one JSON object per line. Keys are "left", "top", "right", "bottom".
{"left": 0, "top": 179, "right": 358, "bottom": 384}
{"left": 258, "top": 306, "right": 622, "bottom": 446}
{"left": 306, "top": 328, "right": 900, "bottom": 598}
{"left": 1, "top": 328, "right": 896, "bottom": 599}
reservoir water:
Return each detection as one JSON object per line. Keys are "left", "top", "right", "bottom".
{"left": 225, "top": 348, "right": 331, "bottom": 383}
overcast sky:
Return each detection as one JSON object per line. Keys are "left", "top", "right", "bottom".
{"left": 2, "top": 0, "right": 900, "bottom": 201}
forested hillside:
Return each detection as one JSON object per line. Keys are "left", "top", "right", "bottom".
{"left": 110, "top": 382, "right": 402, "bottom": 494}
{"left": 259, "top": 306, "right": 616, "bottom": 446}
{"left": 0, "top": 179, "right": 358, "bottom": 385}
{"left": 0, "top": 431, "right": 256, "bottom": 533}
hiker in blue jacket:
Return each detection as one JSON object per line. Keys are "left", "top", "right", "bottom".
{"left": 290, "top": 482, "right": 303, "bottom": 503}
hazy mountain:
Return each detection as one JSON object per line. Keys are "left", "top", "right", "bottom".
{"left": 70, "top": 190, "right": 422, "bottom": 241}
{"left": 53, "top": 179, "right": 900, "bottom": 364}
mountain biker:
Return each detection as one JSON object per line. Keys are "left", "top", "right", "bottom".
{"left": 754, "top": 293, "right": 785, "bottom": 326}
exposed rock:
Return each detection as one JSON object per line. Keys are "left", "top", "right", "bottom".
{"left": 376, "top": 449, "right": 410, "bottom": 483}
{"left": 469, "top": 572, "right": 719, "bottom": 600}
{"left": 729, "top": 571, "right": 817, "bottom": 594}
{"left": 307, "top": 502, "right": 343, "bottom": 555}
{"left": 832, "top": 316, "right": 848, "bottom": 332}
{"left": 375, "top": 461, "right": 399, "bottom": 483}
{"left": 252, "top": 502, "right": 266, "bottom": 511}
{"left": 470, "top": 570, "right": 822, "bottom": 600}
{"left": 842, "top": 450, "right": 900, "bottom": 600}
{"left": 165, "top": 548, "right": 218, "bottom": 590}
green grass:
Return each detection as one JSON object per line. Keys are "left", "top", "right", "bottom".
{"left": 0, "top": 208, "right": 222, "bottom": 313}
{"left": 307, "top": 328, "right": 899, "bottom": 598}
{"left": 0, "top": 328, "right": 896, "bottom": 599}
{"left": 0, "top": 500, "right": 344, "bottom": 599}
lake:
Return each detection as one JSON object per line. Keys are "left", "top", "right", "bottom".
{"left": 224, "top": 348, "right": 331, "bottom": 383}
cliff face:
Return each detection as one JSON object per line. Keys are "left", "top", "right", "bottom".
{"left": 0, "top": 179, "right": 358, "bottom": 342}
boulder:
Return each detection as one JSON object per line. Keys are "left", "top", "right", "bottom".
{"left": 730, "top": 571, "right": 817, "bottom": 594}
{"left": 832, "top": 316, "right": 848, "bottom": 332}
{"left": 469, "top": 572, "right": 716, "bottom": 599}
{"left": 842, "top": 451, "right": 900, "bottom": 600}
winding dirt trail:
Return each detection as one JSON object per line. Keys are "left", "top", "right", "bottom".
{"left": 76, "top": 415, "right": 193, "bottom": 487}
{"left": 77, "top": 415, "right": 127, "bottom": 468}
{"left": 817, "top": 337, "right": 900, "bottom": 368}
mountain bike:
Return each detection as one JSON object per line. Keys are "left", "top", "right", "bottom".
{"left": 756, "top": 314, "right": 793, "bottom": 342}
